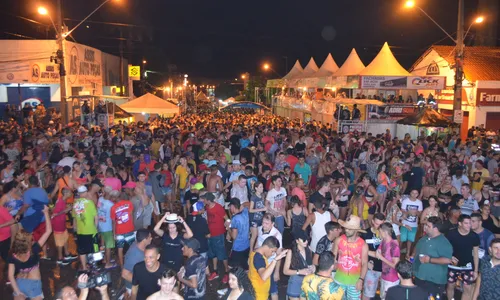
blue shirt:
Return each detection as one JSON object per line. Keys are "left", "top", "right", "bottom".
{"left": 97, "top": 197, "right": 114, "bottom": 233}
{"left": 231, "top": 207, "right": 250, "bottom": 251}
{"left": 123, "top": 242, "right": 144, "bottom": 289}
{"left": 23, "top": 187, "right": 49, "bottom": 221}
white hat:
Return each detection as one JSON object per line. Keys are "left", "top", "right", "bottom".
{"left": 232, "top": 160, "right": 241, "bottom": 165}
{"left": 165, "top": 213, "right": 179, "bottom": 223}
{"left": 77, "top": 186, "right": 88, "bottom": 193}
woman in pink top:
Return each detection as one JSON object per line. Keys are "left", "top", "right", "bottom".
{"left": 0, "top": 205, "right": 15, "bottom": 265}
{"left": 103, "top": 168, "right": 122, "bottom": 191}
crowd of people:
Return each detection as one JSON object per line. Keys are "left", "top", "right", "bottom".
{"left": 0, "top": 111, "right": 499, "bottom": 300}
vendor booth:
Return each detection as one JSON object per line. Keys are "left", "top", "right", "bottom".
{"left": 120, "top": 92, "right": 179, "bottom": 122}
{"left": 67, "top": 94, "right": 130, "bottom": 129}
{"left": 395, "top": 107, "right": 458, "bottom": 139}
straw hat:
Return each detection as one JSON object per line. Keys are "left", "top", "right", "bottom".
{"left": 338, "top": 215, "right": 366, "bottom": 233}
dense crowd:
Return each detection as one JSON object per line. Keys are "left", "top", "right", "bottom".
{"left": 0, "top": 111, "right": 499, "bottom": 300}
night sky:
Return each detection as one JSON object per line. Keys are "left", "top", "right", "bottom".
{"left": 1, "top": 0, "right": 498, "bottom": 81}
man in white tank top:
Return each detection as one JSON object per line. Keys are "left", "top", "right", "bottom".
{"left": 302, "top": 200, "right": 337, "bottom": 252}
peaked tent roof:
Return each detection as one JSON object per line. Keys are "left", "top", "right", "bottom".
{"left": 283, "top": 60, "right": 304, "bottom": 79}
{"left": 411, "top": 45, "right": 500, "bottom": 82}
{"left": 300, "top": 57, "right": 319, "bottom": 78}
{"left": 120, "top": 93, "right": 179, "bottom": 114}
{"left": 334, "top": 49, "right": 366, "bottom": 76}
{"left": 396, "top": 108, "right": 458, "bottom": 127}
{"left": 359, "top": 42, "right": 410, "bottom": 76}
{"left": 315, "top": 53, "right": 339, "bottom": 77}
{"left": 195, "top": 91, "right": 210, "bottom": 102}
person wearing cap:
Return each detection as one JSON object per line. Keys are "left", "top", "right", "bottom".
{"left": 178, "top": 238, "right": 207, "bottom": 299}
{"left": 185, "top": 181, "right": 203, "bottom": 212}
{"left": 72, "top": 185, "right": 99, "bottom": 271}
{"left": 332, "top": 215, "right": 368, "bottom": 300}
{"left": 110, "top": 188, "right": 135, "bottom": 268}
{"left": 186, "top": 201, "right": 209, "bottom": 268}
{"left": 227, "top": 160, "right": 244, "bottom": 185}
{"left": 202, "top": 192, "right": 230, "bottom": 283}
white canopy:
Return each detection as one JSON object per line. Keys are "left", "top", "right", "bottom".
{"left": 283, "top": 60, "right": 304, "bottom": 79}
{"left": 334, "top": 49, "right": 366, "bottom": 76}
{"left": 120, "top": 93, "right": 179, "bottom": 114}
{"left": 315, "top": 53, "right": 339, "bottom": 77}
{"left": 359, "top": 42, "right": 410, "bottom": 76}
{"left": 300, "top": 57, "right": 319, "bottom": 78}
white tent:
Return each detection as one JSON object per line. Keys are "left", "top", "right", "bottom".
{"left": 359, "top": 42, "right": 410, "bottom": 76}
{"left": 334, "top": 49, "right": 366, "bottom": 76}
{"left": 315, "top": 53, "right": 339, "bottom": 77}
{"left": 300, "top": 57, "right": 319, "bottom": 78}
{"left": 283, "top": 60, "right": 304, "bottom": 79}
{"left": 120, "top": 93, "right": 179, "bottom": 114}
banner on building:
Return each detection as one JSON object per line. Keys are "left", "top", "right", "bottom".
{"left": 65, "top": 41, "right": 102, "bottom": 87}
{"left": 477, "top": 89, "right": 500, "bottom": 106}
{"left": 360, "top": 76, "right": 446, "bottom": 90}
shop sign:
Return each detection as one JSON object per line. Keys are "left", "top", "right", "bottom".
{"left": 477, "top": 89, "right": 500, "bottom": 106}
{"left": 340, "top": 121, "right": 365, "bottom": 134}
{"left": 407, "top": 76, "right": 445, "bottom": 90}
{"left": 31, "top": 63, "right": 60, "bottom": 83}
{"left": 128, "top": 65, "right": 140, "bottom": 80}
{"left": 454, "top": 110, "right": 463, "bottom": 123}
{"left": 65, "top": 41, "right": 102, "bottom": 85}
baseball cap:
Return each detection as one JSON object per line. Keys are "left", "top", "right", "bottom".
{"left": 182, "top": 238, "right": 200, "bottom": 252}
{"left": 200, "top": 192, "right": 215, "bottom": 202}
{"left": 232, "top": 160, "right": 241, "bottom": 165}
{"left": 191, "top": 201, "right": 205, "bottom": 215}
{"left": 190, "top": 177, "right": 198, "bottom": 185}
{"left": 192, "top": 183, "right": 204, "bottom": 190}
{"left": 123, "top": 181, "right": 137, "bottom": 189}
{"left": 77, "top": 185, "right": 88, "bottom": 193}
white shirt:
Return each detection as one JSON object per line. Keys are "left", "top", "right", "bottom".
{"left": 256, "top": 226, "right": 282, "bottom": 249}
{"left": 452, "top": 175, "right": 469, "bottom": 193}
{"left": 402, "top": 198, "right": 423, "bottom": 228}
{"left": 266, "top": 187, "right": 287, "bottom": 216}
{"left": 57, "top": 157, "right": 76, "bottom": 169}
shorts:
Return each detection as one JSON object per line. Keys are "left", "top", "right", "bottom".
{"left": 400, "top": 226, "right": 418, "bottom": 242}
{"left": 229, "top": 248, "right": 249, "bottom": 270}
{"left": 54, "top": 230, "right": 69, "bottom": 247}
{"left": 287, "top": 274, "right": 304, "bottom": 297}
{"left": 363, "top": 269, "right": 382, "bottom": 298}
{"left": 16, "top": 278, "right": 43, "bottom": 299}
{"left": 116, "top": 231, "right": 136, "bottom": 248}
{"left": 208, "top": 234, "right": 227, "bottom": 261}
{"left": 33, "top": 221, "right": 46, "bottom": 242}
{"left": 77, "top": 234, "right": 99, "bottom": 255}
{"left": 334, "top": 281, "right": 361, "bottom": 300}
{"left": 100, "top": 231, "right": 115, "bottom": 249}
{"left": 161, "top": 186, "right": 172, "bottom": 195}
{"left": 338, "top": 200, "right": 349, "bottom": 208}
{"left": 380, "top": 279, "right": 399, "bottom": 300}
{"left": 251, "top": 218, "right": 263, "bottom": 228}
{"left": 391, "top": 223, "right": 400, "bottom": 236}
{"left": 270, "top": 274, "right": 278, "bottom": 295}
{"left": 377, "top": 185, "right": 387, "bottom": 194}
{"left": 447, "top": 267, "right": 476, "bottom": 285}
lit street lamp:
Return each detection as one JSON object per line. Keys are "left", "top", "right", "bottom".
{"left": 404, "top": 0, "right": 485, "bottom": 123}
{"left": 262, "top": 63, "right": 282, "bottom": 77}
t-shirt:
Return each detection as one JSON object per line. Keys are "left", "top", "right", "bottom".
{"left": 315, "top": 235, "right": 333, "bottom": 256}
{"left": 446, "top": 229, "right": 480, "bottom": 269}
{"left": 175, "top": 165, "right": 189, "bottom": 189}
{"left": 476, "top": 228, "right": 494, "bottom": 258}
{"left": 23, "top": 187, "right": 50, "bottom": 220}
{"left": 385, "top": 285, "right": 428, "bottom": 300}
{"left": 266, "top": 187, "right": 287, "bottom": 216}
{"left": 231, "top": 208, "right": 250, "bottom": 251}
{"left": 184, "top": 254, "right": 207, "bottom": 299}
{"left": 185, "top": 190, "right": 200, "bottom": 207}
{"left": 97, "top": 197, "right": 114, "bottom": 233}
{"left": 111, "top": 200, "right": 135, "bottom": 235}
{"left": 403, "top": 167, "right": 425, "bottom": 194}
{"left": 8, "top": 242, "right": 41, "bottom": 275}
{"left": 309, "top": 191, "right": 326, "bottom": 208}
{"left": 461, "top": 195, "right": 479, "bottom": 216}
{"left": 124, "top": 242, "right": 144, "bottom": 289}
{"left": 401, "top": 198, "right": 423, "bottom": 228}
{"left": 0, "top": 206, "right": 13, "bottom": 242}
{"left": 132, "top": 262, "right": 167, "bottom": 300}
{"left": 380, "top": 239, "right": 400, "bottom": 282}
{"left": 471, "top": 168, "right": 490, "bottom": 192}
{"left": 294, "top": 163, "right": 312, "bottom": 185}
{"left": 51, "top": 198, "right": 67, "bottom": 233}
{"left": 72, "top": 197, "right": 98, "bottom": 235}
{"left": 256, "top": 226, "right": 282, "bottom": 249}
{"left": 250, "top": 194, "right": 265, "bottom": 224}
{"left": 300, "top": 274, "right": 344, "bottom": 300}
{"left": 206, "top": 203, "right": 226, "bottom": 237}
{"left": 478, "top": 255, "right": 500, "bottom": 299}
{"left": 291, "top": 187, "right": 307, "bottom": 208}
{"left": 414, "top": 234, "right": 453, "bottom": 285}
{"left": 361, "top": 227, "right": 383, "bottom": 272}
{"left": 187, "top": 215, "right": 209, "bottom": 253}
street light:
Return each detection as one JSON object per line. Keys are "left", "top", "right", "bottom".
{"left": 404, "top": 0, "right": 485, "bottom": 123}
{"left": 142, "top": 60, "right": 147, "bottom": 64}
{"left": 262, "top": 63, "right": 282, "bottom": 77}
{"left": 241, "top": 74, "right": 246, "bottom": 80}
{"left": 263, "top": 63, "right": 270, "bottom": 70}
{"left": 38, "top": 7, "right": 48, "bottom": 15}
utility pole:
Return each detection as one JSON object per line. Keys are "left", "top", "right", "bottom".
{"left": 56, "top": 0, "right": 68, "bottom": 124}
{"left": 453, "top": 0, "right": 464, "bottom": 123}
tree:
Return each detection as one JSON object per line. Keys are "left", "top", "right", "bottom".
{"left": 244, "top": 76, "right": 266, "bottom": 102}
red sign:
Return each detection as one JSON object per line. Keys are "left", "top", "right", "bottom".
{"left": 477, "top": 89, "right": 500, "bottom": 106}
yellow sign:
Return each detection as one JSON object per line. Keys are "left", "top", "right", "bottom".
{"left": 129, "top": 65, "right": 140, "bottom": 80}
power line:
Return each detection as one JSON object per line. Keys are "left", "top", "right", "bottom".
{"left": 2, "top": 32, "right": 36, "bottom": 39}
